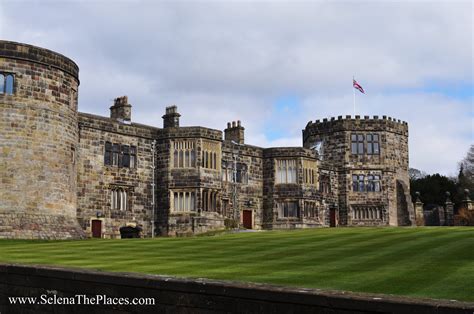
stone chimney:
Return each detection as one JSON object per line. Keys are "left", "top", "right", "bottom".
{"left": 110, "top": 96, "right": 132, "bottom": 123}
{"left": 224, "top": 120, "right": 245, "bottom": 144}
{"left": 162, "top": 105, "right": 181, "bottom": 128}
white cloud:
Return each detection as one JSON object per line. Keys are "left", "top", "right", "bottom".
{"left": 0, "top": 0, "right": 472, "bottom": 176}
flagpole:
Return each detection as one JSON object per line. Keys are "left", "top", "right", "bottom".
{"left": 353, "top": 76, "right": 356, "bottom": 116}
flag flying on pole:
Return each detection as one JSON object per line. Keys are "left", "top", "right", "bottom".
{"left": 353, "top": 79, "right": 365, "bottom": 94}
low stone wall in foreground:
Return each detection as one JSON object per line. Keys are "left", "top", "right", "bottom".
{"left": 0, "top": 264, "right": 472, "bottom": 313}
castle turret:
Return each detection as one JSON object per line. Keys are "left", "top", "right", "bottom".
{"left": 0, "top": 40, "right": 85, "bottom": 239}
{"left": 224, "top": 120, "right": 245, "bottom": 144}
{"left": 162, "top": 105, "right": 180, "bottom": 128}
{"left": 110, "top": 96, "right": 132, "bottom": 123}
{"left": 302, "top": 115, "right": 414, "bottom": 227}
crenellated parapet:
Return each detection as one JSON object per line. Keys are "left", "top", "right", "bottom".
{"left": 303, "top": 115, "right": 408, "bottom": 144}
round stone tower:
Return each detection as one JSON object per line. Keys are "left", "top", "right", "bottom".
{"left": 0, "top": 41, "right": 85, "bottom": 239}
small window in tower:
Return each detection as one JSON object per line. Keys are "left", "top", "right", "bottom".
{"left": 367, "top": 175, "right": 381, "bottom": 192}
{"left": 0, "top": 73, "right": 14, "bottom": 95}
{"left": 367, "top": 134, "right": 380, "bottom": 155}
{"left": 5, "top": 75, "right": 14, "bottom": 94}
{"left": 0, "top": 74, "right": 4, "bottom": 94}
{"left": 351, "top": 134, "right": 364, "bottom": 155}
{"left": 352, "top": 174, "right": 365, "bottom": 192}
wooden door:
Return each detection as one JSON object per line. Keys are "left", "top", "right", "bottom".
{"left": 91, "top": 220, "right": 102, "bottom": 238}
{"left": 329, "top": 208, "right": 336, "bottom": 227}
{"left": 242, "top": 210, "right": 252, "bottom": 229}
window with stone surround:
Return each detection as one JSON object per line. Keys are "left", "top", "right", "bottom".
{"left": 203, "top": 151, "right": 218, "bottom": 169}
{"left": 235, "top": 162, "right": 248, "bottom": 183}
{"left": 202, "top": 140, "right": 220, "bottom": 170}
{"left": 104, "top": 142, "right": 137, "bottom": 168}
{"left": 172, "top": 140, "right": 196, "bottom": 168}
{"left": 352, "top": 206, "right": 383, "bottom": 220}
{"left": 276, "top": 159, "right": 297, "bottom": 184}
{"left": 304, "top": 201, "right": 318, "bottom": 218}
{"left": 319, "top": 174, "right": 331, "bottom": 194}
{"left": 0, "top": 73, "right": 14, "bottom": 95}
{"left": 202, "top": 189, "right": 219, "bottom": 212}
{"left": 367, "top": 175, "right": 381, "bottom": 192}
{"left": 222, "top": 160, "right": 248, "bottom": 184}
{"left": 352, "top": 174, "right": 365, "bottom": 192}
{"left": 366, "top": 134, "right": 380, "bottom": 155}
{"left": 352, "top": 174, "right": 382, "bottom": 192}
{"left": 277, "top": 201, "right": 299, "bottom": 218}
{"left": 172, "top": 191, "right": 196, "bottom": 212}
{"left": 111, "top": 188, "right": 128, "bottom": 211}
{"left": 130, "top": 146, "right": 137, "bottom": 168}
{"left": 351, "top": 134, "right": 364, "bottom": 155}
{"left": 302, "top": 160, "right": 317, "bottom": 185}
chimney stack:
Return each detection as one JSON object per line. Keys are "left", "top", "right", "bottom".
{"left": 224, "top": 120, "right": 245, "bottom": 144}
{"left": 110, "top": 96, "right": 132, "bottom": 123}
{"left": 162, "top": 105, "right": 181, "bottom": 128}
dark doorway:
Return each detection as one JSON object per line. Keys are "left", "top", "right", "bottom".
{"left": 329, "top": 208, "right": 336, "bottom": 227}
{"left": 242, "top": 210, "right": 252, "bottom": 229}
{"left": 91, "top": 220, "right": 102, "bottom": 238}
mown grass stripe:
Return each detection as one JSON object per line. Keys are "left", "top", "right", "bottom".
{"left": 0, "top": 227, "right": 472, "bottom": 301}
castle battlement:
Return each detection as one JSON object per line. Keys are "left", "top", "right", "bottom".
{"left": 303, "top": 115, "right": 408, "bottom": 142}
{"left": 307, "top": 115, "right": 407, "bottom": 126}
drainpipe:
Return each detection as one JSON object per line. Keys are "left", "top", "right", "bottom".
{"left": 151, "top": 140, "right": 156, "bottom": 238}
{"left": 231, "top": 140, "right": 241, "bottom": 229}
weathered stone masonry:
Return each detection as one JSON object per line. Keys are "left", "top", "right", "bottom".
{"left": 0, "top": 41, "right": 415, "bottom": 239}
{"left": 0, "top": 41, "right": 84, "bottom": 239}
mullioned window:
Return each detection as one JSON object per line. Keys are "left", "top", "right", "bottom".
{"left": 0, "top": 73, "right": 14, "bottom": 95}
{"left": 172, "top": 140, "right": 196, "bottom": 168}
{"left": 275, "top": 159, "right": 297, "bottom": 184}
{"left": 104, "top": 142, "right": 137, "bottom": 168}
{"left": 172, "top": 191, "right": 196, "bottom": 212}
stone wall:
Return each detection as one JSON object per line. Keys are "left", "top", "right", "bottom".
{"left": 0, "top": 40, "right": 84, "bottom": 239}
{"left": 76, "top": 113, "right": 156, "bottom": 238}
{"left": 1, "top": 264, "right": 472, "bottom": 314}
{"left": 222, "top": 142, "right": 264, "bottom": 229}
{"left": 155, "top": 126, "right": 226, "bottom": 236}
{"left": 1, "top": 40, "right": 417, "bottom": 238}
{"left": 303, "top": 115, "right": 414, "bottom": 227}
{"left": 262, "top": 147, "right": 330, "bottom": 229}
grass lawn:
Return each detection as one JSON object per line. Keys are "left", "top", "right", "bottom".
{"left": 0, "top": 227, "right": 473, "bottom": 302}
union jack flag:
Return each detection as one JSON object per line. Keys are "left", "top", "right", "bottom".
{"left": 353, "top": 79, "right": 365, "bottom": 94}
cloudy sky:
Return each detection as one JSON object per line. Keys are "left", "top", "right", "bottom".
{"left": 1, "top": 0, "right": 472, "bottom": 176}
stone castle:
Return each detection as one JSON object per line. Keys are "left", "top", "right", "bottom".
{"left": 0, "top": 41, "right": 415, "bottom": 239}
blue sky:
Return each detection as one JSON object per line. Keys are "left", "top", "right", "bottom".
{"left": 0, "top": 0, "right": 472, "bottom": 176}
